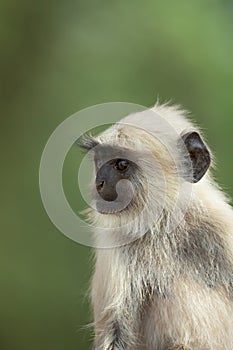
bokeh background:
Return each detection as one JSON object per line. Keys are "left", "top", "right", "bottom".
{"left": 1, "top": 0, "right": 233, "bottom": 349}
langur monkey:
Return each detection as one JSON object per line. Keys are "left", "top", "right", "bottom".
{"left": 79, "top": 103, "right": 233, "bottom": 350}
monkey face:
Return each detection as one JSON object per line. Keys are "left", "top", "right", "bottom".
{"left": 93, "top": 146, "right": 143, "bottom": 214}
{"left": 95, "top": 158, "right": 140, "bottom": 214}
{"left": 96, "top": 158, "right": 133, "bottom": 201}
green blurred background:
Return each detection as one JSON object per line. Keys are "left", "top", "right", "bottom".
{"left": 1, "top": 0, "right": 233, "bottom": 349}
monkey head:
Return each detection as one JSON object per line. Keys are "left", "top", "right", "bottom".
{"left": 78, "top": 107, "right": 211, "bottom": 238}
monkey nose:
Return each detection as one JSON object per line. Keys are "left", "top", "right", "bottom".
{"left": 96, "top": 180, "right": 104, "bottom": 193}
{"left": 96, "top": 180, "right": 118, "bottom": 202}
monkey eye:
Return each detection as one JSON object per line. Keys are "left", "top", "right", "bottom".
{"left": 114, "top": 159, "right": 129, "bottom": 171}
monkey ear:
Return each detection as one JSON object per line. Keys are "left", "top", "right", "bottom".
{"left": 182, "top": 131, "right": 211, "bottom": 183}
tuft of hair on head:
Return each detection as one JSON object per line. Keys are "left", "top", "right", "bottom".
{"left": 76, "top": 133, "right": 99, "bottom": 151}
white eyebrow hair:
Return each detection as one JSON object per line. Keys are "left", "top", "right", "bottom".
{"left": 76, "top": 134, "right": 99, "bottom": 150}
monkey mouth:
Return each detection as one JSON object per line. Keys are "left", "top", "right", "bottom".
{"left": 95, "top": 198, "right": 132, "bottom": 215}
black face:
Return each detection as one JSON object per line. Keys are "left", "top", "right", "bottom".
{"left": 77, "top": 137, "right": 141, "bottom": 214}
{"left": 96, "top": 158, "right": 135, "bottom": 202}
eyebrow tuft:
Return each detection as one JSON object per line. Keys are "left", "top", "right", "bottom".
{"left": 76, "top": 134, "right": 99, "bottom": 150}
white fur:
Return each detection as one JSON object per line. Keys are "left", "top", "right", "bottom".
{"left": 90, "top": 104, "right": 233, "bottom": 350}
